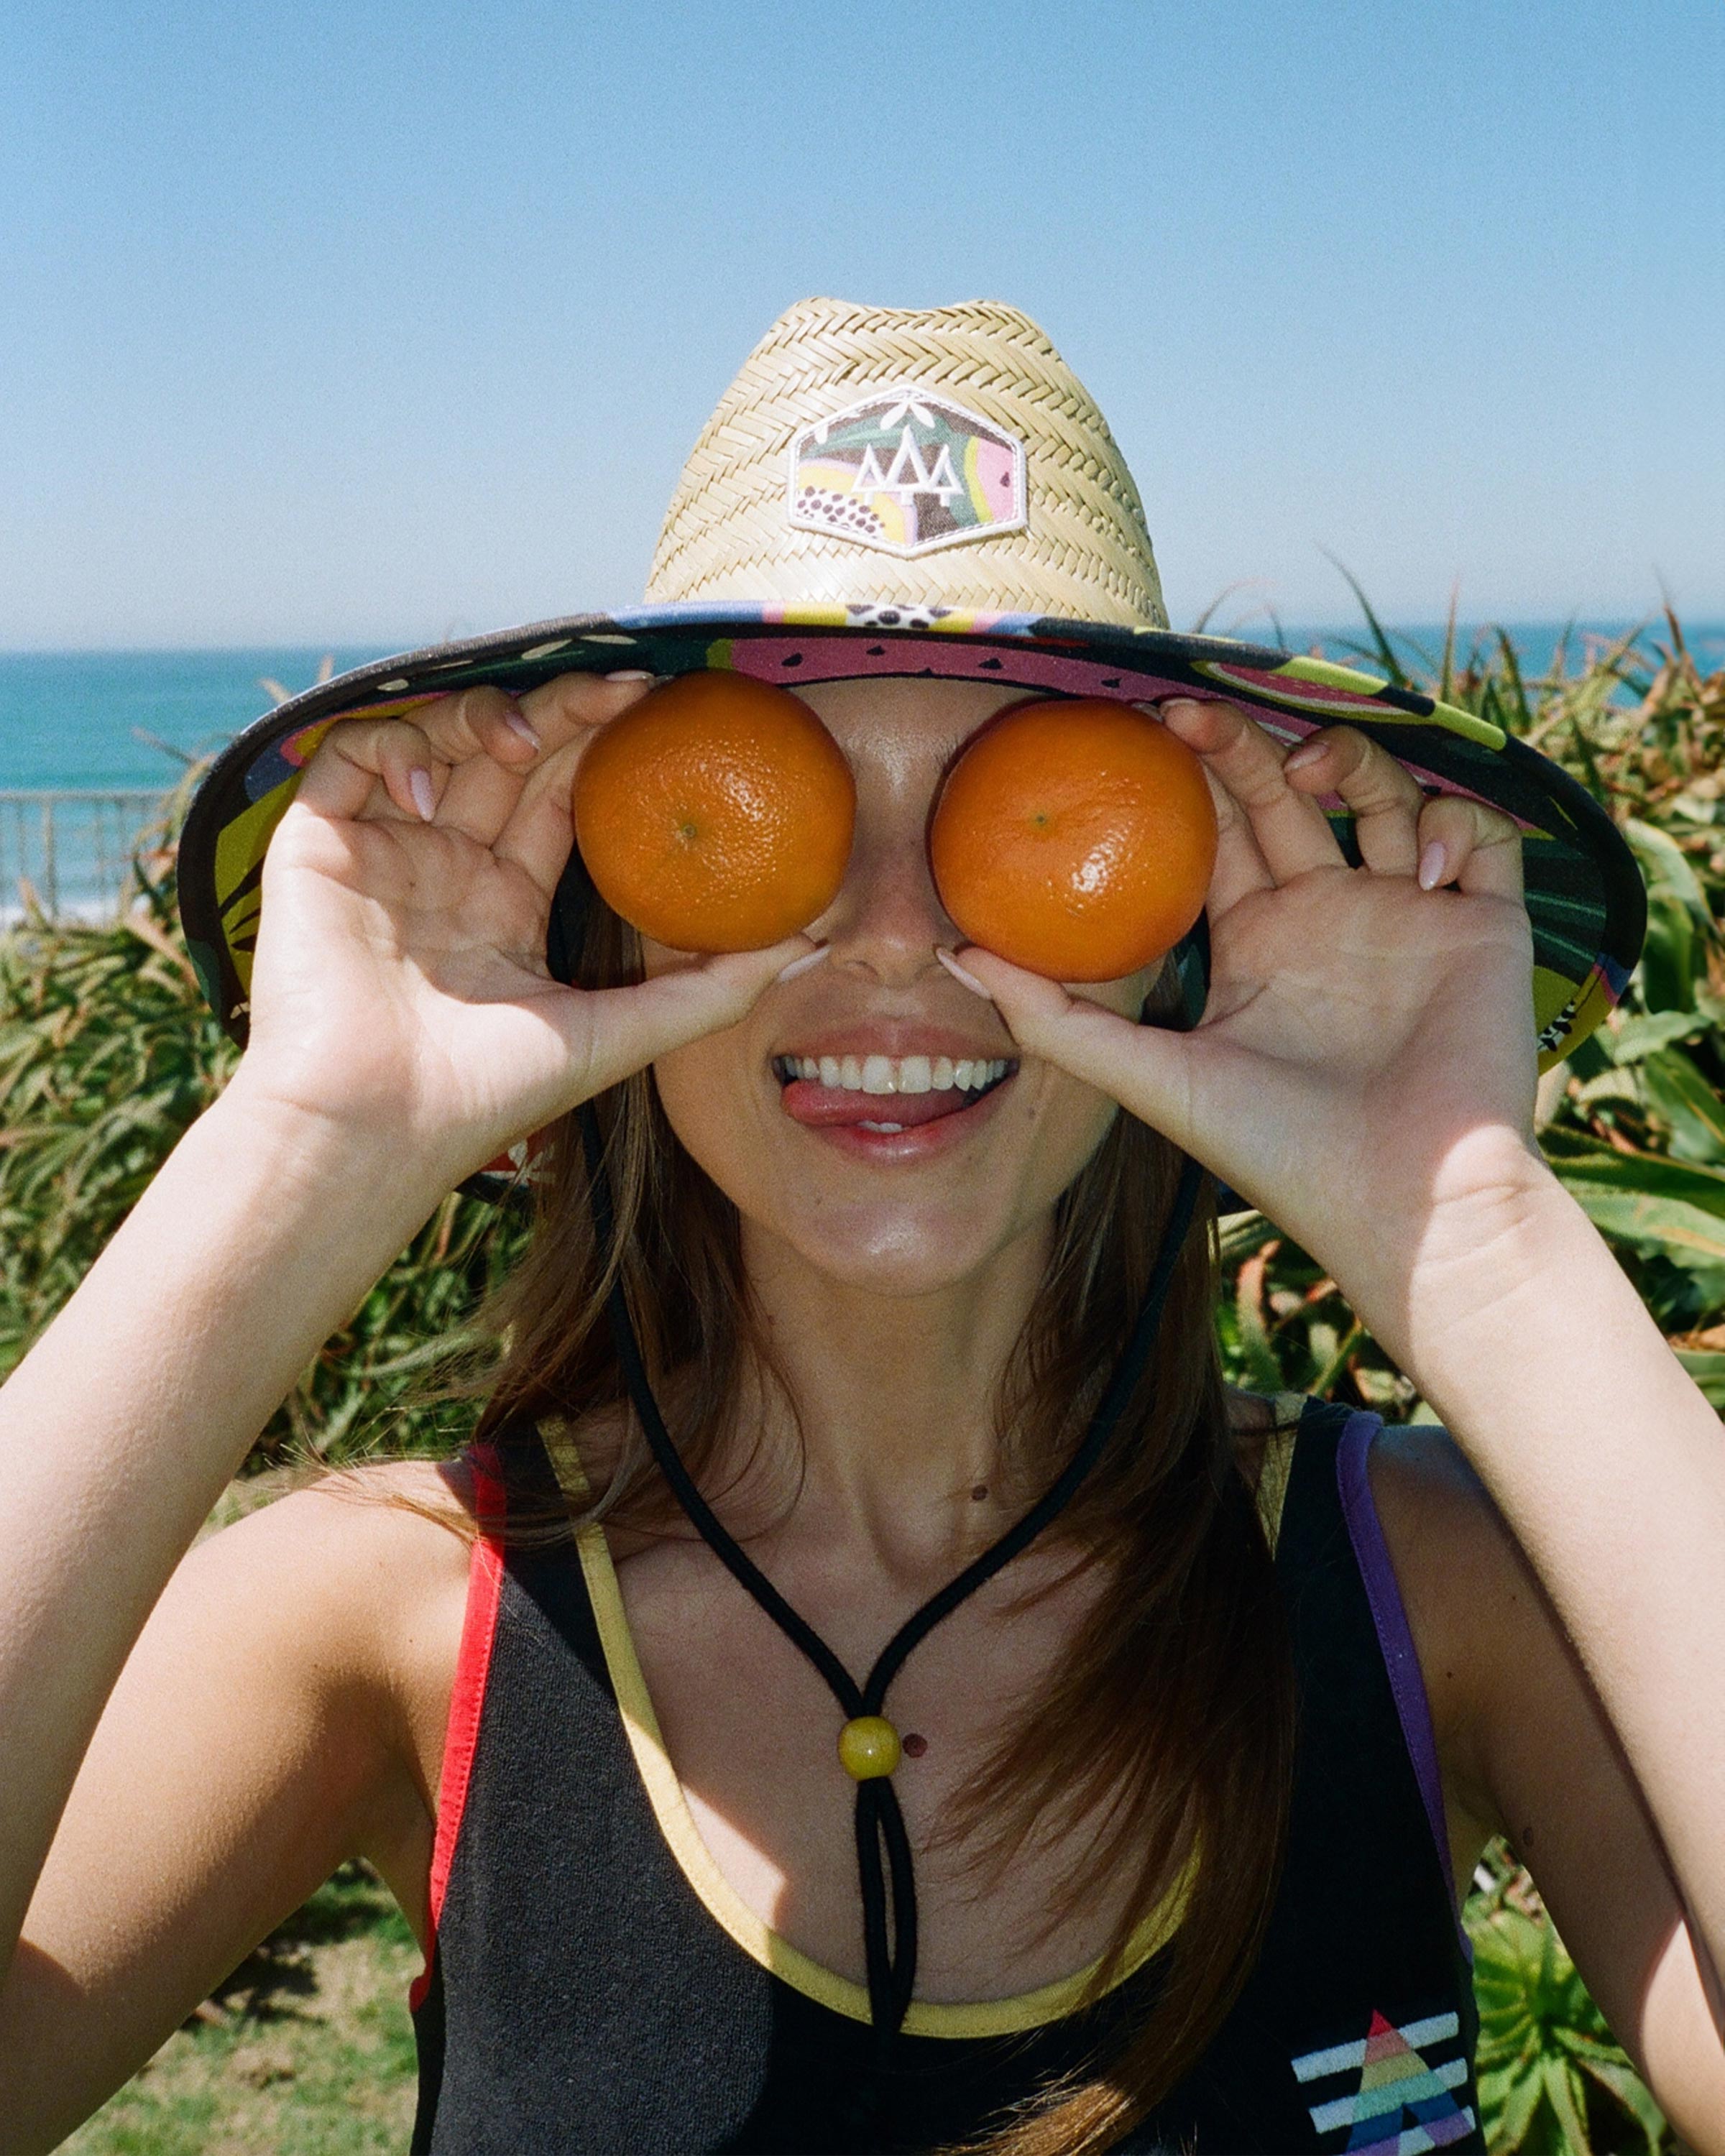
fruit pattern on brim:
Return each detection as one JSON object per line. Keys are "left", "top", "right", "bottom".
{"left": 178, "top": 604, "right": 1647, "bottom": 1202}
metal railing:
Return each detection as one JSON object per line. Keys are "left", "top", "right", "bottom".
{"left": 0, "top": 790, "right": 174, "bottom": 923}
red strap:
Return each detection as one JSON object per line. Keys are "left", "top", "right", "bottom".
{"left": 410, "top": 1445, "right": 506, "bottom": 2012}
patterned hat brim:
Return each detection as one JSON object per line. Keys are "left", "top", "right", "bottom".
{"left": 180, "top": 602, "right": 1645, "bottom": 1192}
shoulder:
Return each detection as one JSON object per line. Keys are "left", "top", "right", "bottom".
{"left": 1365, "top": 1419, "right": 1496, "bottom": 1565}
{"left": 191, "top": 1454, "right": 477, "bottom": 1594}
{"left": 1365, "top": 1419, "right": 1519, "bottom": 1636}
{"left": 180, "top": 1457, "right": 479, "bottom": 1717}
{"left": 183, "top": 1458, "right": 482, "bottom": 1897}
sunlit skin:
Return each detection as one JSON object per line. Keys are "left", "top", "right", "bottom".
{"left": 1, "top": 668, "right": 1723, "bottom": 2149}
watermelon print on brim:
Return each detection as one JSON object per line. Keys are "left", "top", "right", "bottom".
{"left": 178, "top": 604, "right": 1647, "bottom": 1202}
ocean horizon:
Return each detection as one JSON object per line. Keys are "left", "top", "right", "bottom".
{"left": 1, "top": 621, "right": 1721, "bottom": 794}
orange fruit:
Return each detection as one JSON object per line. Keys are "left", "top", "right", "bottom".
{"left": 929, "top": 698, "right": 1217, "bottom": 982}
{"left": 572, "top": 671, "right": 855, "bottom": 952}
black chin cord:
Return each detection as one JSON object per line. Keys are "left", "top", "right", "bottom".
{"left": 576, "top": 1103, "right": 1201, "bottom": 2069}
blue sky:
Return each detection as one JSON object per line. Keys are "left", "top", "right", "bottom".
{"left": 2, "top": 0, "right": 1721, "bottom": 648}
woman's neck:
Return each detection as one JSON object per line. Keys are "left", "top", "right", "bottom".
{"left": 727, "top": 1214, "right": 1054, "bottom": 1581}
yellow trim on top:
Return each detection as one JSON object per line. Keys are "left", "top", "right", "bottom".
{"left": 538, "top": 1427, "right": 1220, "bottom": 2037}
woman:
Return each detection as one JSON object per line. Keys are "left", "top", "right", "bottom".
{"left": 0, "top": 299, "right": 1721, "bottom": 2155}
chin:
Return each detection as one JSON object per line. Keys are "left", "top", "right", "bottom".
{"left": 755, "top": 1196, "right": 1036, "bottom": 1300}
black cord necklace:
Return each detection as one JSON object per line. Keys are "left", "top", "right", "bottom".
{"left": 576, "top": 1102, "right": 1201, "bottom": 2068}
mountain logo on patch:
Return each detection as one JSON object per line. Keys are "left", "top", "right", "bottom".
{"left": 1291, "top": 2007, "right": 1478, "bottom": 2154}
{"left": 787, "top": 389, "right": 1027, "bottom": 559}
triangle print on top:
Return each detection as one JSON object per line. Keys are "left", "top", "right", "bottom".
{"left": 1292, "top": 2007, "right": 1478, "bottom": 2154}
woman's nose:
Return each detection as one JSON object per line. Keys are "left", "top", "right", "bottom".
{"left": 812, "top": 814, "right": 960, "bottom": 990}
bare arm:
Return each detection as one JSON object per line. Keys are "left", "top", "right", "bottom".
{"left": 0, "top": 1467, "right": 469, "bottom": 2152}
{"left": 0, "top": 671, "right": 809, "bottom": 2134}
{"left": 0, "top": 1092, "right": 442, "bottom": 1994}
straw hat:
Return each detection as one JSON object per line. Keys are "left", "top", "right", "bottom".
{"left": 180, "top": 295, "right": 1643, "bottom": 1189}
{"left": 643, "top": 297, "right": 1168, "bottom": 627}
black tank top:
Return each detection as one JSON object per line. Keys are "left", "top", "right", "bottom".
{"left": 408, "top": 1401, "right": 1483, "bottom": 2154}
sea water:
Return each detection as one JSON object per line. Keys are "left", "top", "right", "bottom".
{"left": 0, "top": 648, "right": 390, "bottom": 916}
{"left": 0, "top": 649, "right": 393, "bottom": 792}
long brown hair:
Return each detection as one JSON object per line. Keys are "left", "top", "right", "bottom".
{"left": 472, "top": 896, "right": 1297, "bottom": 2155}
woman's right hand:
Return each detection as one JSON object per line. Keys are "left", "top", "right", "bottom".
{"left": 236, "top": 671, "right": 815, "bottom": 1192}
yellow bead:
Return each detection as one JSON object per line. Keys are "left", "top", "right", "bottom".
{"left": 837, "top": 1715, "right": 902, "bottom": 1780}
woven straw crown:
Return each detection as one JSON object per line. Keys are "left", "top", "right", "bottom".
{"left": 644, "top": 297, "right": 1169, "bottom": 629}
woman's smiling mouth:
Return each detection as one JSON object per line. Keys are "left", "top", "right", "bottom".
{"left": 770, "top": 1050, "right": 1019, "bottom": 1148}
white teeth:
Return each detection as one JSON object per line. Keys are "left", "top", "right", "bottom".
{"left": 777, "top": 1052, "right": 1014, "bottom": 1095}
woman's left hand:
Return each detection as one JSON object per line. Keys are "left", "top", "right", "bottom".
{"left": 952, "top": 696, "right": 1544, "bottom": 1342}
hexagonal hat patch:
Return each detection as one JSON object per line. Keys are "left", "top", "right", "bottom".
{"left": 787, "top": 387, "right": 1027, "bottom": 558}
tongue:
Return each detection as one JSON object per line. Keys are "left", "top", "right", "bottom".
{"left": 780, "top": 1079, "right": 990, "bottom": 1129}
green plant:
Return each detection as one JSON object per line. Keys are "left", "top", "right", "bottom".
{"left": 0, "top": 821, "right": 525, "bottom": 1469}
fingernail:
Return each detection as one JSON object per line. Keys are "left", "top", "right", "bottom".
{"left": 504, "top": 708, "right": 540, "bottom": 750}
{"left": 1417, "top": 840, "right": 1449, "bottom": 890}
{"left": 409, "top": 768, "right": 436, "bottom": 821}
{"left": 775, "top": 944, "right": 829, "bottom": 983}
{"left": 1283, "top": 739, "right": 1326, "bottom": 772}
{"left": 604, "top": 668, "right": 655, "bottom": 683}
{"left": 937, "top": 946, "right": 993, "bottom": 999}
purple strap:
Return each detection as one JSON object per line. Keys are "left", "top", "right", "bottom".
{"left": 1335, "top": 1410, "right": 1470, "bottom": 1953}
